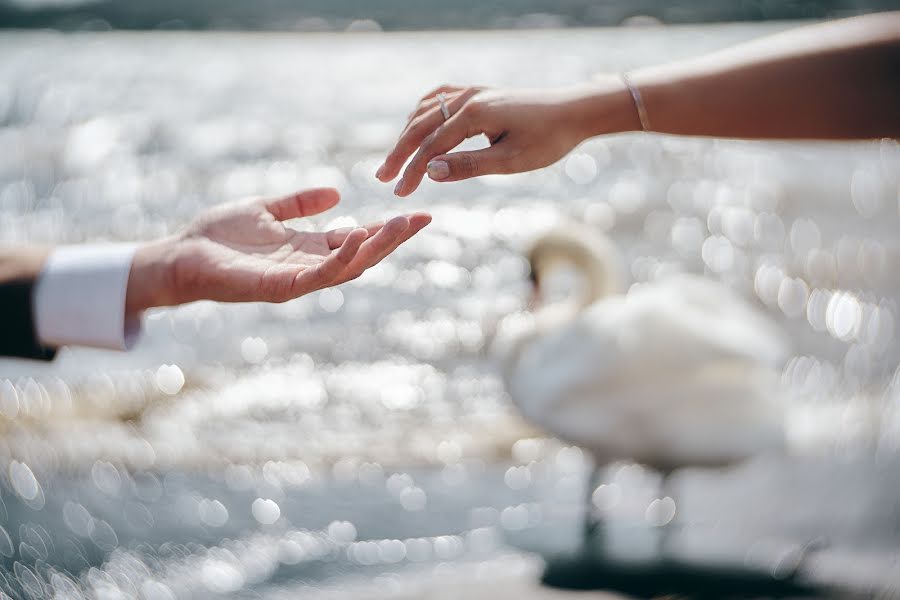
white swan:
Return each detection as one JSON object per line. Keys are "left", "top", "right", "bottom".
{"left": 496, "top": 224, "right": 789, "bottom": 546}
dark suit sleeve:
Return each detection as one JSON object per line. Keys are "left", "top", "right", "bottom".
{"left": 0, "top": 278, "right": 56, "bottom": 361}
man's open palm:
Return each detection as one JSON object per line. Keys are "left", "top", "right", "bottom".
{"left": 127, "top": 188, "right": 431, "bottom": 311}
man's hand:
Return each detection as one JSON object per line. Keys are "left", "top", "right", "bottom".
{"left": 125, "top": 188, "right": 430, "bottom": 313}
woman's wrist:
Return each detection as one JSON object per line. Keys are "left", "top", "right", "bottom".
{"left": 563, "top": 76, "right": 644, "bottom": 142}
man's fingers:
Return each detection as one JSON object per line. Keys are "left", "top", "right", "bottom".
{"left": 406, "top": 212, "right": 434, "bottom": 231}
{"left": 326, "top": 221, "right": 385, "bottom": 250}
{"left": 343, "top": 216, "right": 409, "bottom": 274}
{"left": 360, "top": 213, "right": 430, "bottom": 269}
{"left": 371, "top": 212, "right": 431, "bottom": 264}
{"left": 337, "top": 213, "right": 432, "bottom": 284}
{"left": 377, "top": 93, "right": 472, "bottom": 183}
{"left": 292, "top": 228, "right": 366, "bottom": 295}
{"left": 423, "top": 145, "right": 511, "bottom": 183}
{"left": 265, "top": 188, "right": 340, "bottom": 221}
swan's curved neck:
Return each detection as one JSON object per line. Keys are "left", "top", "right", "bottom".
{"left": 528, "top": 229, "right": 620, "bottom": 311}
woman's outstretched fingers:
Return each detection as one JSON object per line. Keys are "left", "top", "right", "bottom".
{"left": 407, "top": 88, "right": 470, "bottom": 123}
{"left": 419, "top": 84, "right": 463, "bottom": 103}
{"left": 292, "top": 228, "right": 367, "bottom": 295}
{"left": 377, "top": 104, "right": 455, "bottom": 184}
{"left": 409, "top": 85, "right": 467, "bottom": 117}
{"left": 265, "top": 188, "right": 340, "bottom": 221}
{"left": 394, "top": 118, "right": 468, "bottom": 196}
{"left": 377, "top": 89, "right": 477, "bottom": 183}
{"left": 376, "top": 121, "right": 430, "bottom": 183}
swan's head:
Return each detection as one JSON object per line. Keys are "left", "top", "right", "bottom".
{"left": 527, "top": 224, "right": 622, "bottom": 309}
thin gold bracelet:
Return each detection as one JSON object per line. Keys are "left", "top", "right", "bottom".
{"left": 621, "top": 72, "right": 651, "bottom": 132}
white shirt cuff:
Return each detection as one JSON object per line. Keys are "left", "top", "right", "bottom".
{"left": 34, "top": 244, "right": 142, "bottom": 351}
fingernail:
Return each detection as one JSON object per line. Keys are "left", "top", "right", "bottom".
{"left": 427, "top": 160, "right": 450, "bottom": 181}
{"left": 394, "top": 180, "right": 404, "bottom": 196}
{"left": 375, "top": 164, "right": 385, "bottom": 180}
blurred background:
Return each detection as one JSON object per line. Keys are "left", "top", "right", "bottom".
{"left": 2, "top": 0, "right": 899, "bottom": 30}
{"left": 2, "top": 1, "right": 900, "bottom": 598}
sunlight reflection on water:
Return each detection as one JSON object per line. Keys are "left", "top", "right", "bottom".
{"left": 0, "top": 22, "right": 899, "bottom": 598}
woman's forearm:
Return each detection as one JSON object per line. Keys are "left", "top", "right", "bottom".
{"left": 379, "top": 13, "right": 900, "bottom": 193}
{"left": 621, "top": 12, "right": 900, "bottom": 139}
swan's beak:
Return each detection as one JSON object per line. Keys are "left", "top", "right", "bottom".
{"left": 527, "top": 262, "right": 540, "bottom": 310}
{"left": 527, "top": 282, "right": 541, "bottom": 311}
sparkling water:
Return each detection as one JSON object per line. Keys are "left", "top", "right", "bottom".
{"left": 1, "top": 23, "right": 899, "bottom": 597}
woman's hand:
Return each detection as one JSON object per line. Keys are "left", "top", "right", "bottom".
{"left": 126, "top": 188, "right": 431, "bottom": 312}
{"left": 376, "top": 78, "right": 639, "bottom": 197}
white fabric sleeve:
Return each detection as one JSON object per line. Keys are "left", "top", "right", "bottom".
{"left": 33, "top": 244, "right": 142, "bottom": 351}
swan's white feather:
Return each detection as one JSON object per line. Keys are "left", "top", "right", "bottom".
{"left": 501, "top": 245, "right": 788, "bottom": 471}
